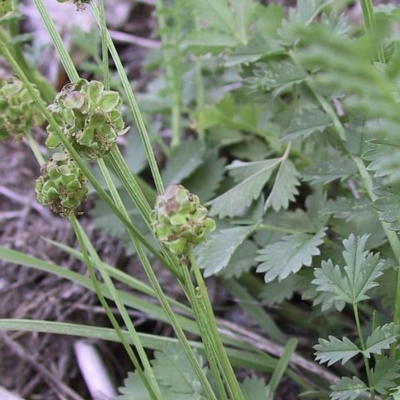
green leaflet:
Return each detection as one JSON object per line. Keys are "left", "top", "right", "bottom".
{"left": 256, "top": 228, "right": 326, "bottom": 282}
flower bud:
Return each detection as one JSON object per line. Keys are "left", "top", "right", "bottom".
{"left": 35, "top": 152, "right": 88, "bottom": 217}
{"left": 151, "top": 185, "right": 216, "bottom": 255}
{"left": 46, "top": 79, "right": 128, "bottom": 160}
{"left": 0, "top": 77, "right": 44, "bottom": 141}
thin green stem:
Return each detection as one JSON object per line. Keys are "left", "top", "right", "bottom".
{"left": 97, "top": 157, "right": 216, "bottom": 398}
{"left": 26, "top": 132, "right": 45, "bottom": 166}
{"left": 190, "top": 250, "right": 245, "bottom": 400}
{"left": 96, "top": 0, "right": 110, "bottom": 90}
{"left": 360, "top": 0, "right": 385, "bottom": 64}
{"left": 352, "top": 156, "right": 400, "bottom": 326}
{"left": 0, "top": 42, "right": 167, "bottom": 265}
{"left": 90, "top": 3, "right": 165, "bottom": 195}
{"left": 97, "top": 159, "right": 162, "bottom": 398}
{"left": 108, "top": 146, "right": 152, "bottom": 222}
{"left": 154, "top": 0, "right": 182, "bottom": 148}
{"left": 70, "top": 215, "right": 160, "bottom": 400}
{"left": 353, "top": 303, "right": 374, "bottom": 399}
{"left": 181, "top": 265, "right": 228, "bottom": 400}
{"left": 33, "top": 0, "right": 79, "bottom": 83}
{"left": 135, "top": 246, "right": 218, "bottom": 400}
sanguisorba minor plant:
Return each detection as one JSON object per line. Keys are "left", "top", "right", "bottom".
{"left": 4, "top": 0, "right": 400, "bottom": 398}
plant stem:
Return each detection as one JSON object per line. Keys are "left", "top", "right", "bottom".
{"left": 33, "top": 0, "right": 80, "bottom": 83}
{"left": 26, "top": 132, "right": 45, "bottom": 166}
{"left": 360, "top": 0, "right": 385, "bottom": 64}
{"left": 154, "top": 0, "right": 182, "bottom": 148}
{"left": 97, "top": 0, "right": 110, "bottom": 90}
{"left": 189, "top": 249, "right": 245, "bottom": 400}
{"left": 90, "top": 2, "right": 165, "bottom": 195}
{"left": 353, "top": 303, "right": 374, "bottom": 399}
{"left": 70, "top": 215, "right": 160, "bottom": 400}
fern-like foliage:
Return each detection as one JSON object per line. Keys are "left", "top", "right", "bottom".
{"left": 311, "top": 234, "right": 385, "bottom": 310}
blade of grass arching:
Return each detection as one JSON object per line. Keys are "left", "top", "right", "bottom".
{"left": 268, "top": 338, "right": 298, "bottom": 395}
{"left": 360, "top": 0, "right": 385, "bottom": 63}
{"left": 0, "top": 43, "right": 167, "bottom": 265}
{"left": 89, "top": 1, "right": 164, "bottom": 195}
{"left": 222, "top": 279, "right": 286, "bottom": 345}
{"left": 0, "top": 246, "right": 198, "bottom": 332}
{"left": 70, "top": 215, "right": 162, "bottom": 400}
{"left": 0, "top": 319, "right": 280, "bottom": 371}
{"left": 33, "top": 0, "right": 79, "bottom": 83}
{"left": 46, "top": 240, "right": 192, "bottom": 315}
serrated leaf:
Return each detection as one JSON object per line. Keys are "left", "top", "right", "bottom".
{"left": 208, "top": 159, "right": 280, "bottom": 218}
{"left": 265, "top": 159, "right": 300, "bottom": 212}
{"left": 151, "top": 343, "right": 204, "bottom": 394}
{"left": 364, "top": 323, "right": 399, "bottom": 358}
{"left": 220, "top": 240, "right": 258, "bottom": 278}
{"left": 230, "top": 0, "right": 258, "bottom": 43}
{"left": 186, "top": 30, "right": 239, "bottom": 53}
{"left": 183, "top": 154, "right": 226, "bottom": 203}
{"left": 259, "top": 274, "right": 301, "bottom": 306}
{"left": 244, "top": 60, "right": 307, "bottom": 96}
{"left": 373, "top": 193, "right": 400, "bottom": 231}
{"left": 117, "top": 371, "right": 152, "bottom": 400}
{"left": 162, "top": 140, "right": 204, "bottom": 186}
{"left": 256, "top": 228, "right": 326, "bottom": 282}
{"left": 195, "top": 225, "right": 256, "bottom": 277}
{"left": 330, "top": 376, "right": 368, "bottom": 400}
{"left": 370, "top": 357, "right": 400, "bottom": 394}
{"left": 314, "top": 336, "right": 360, "bottom": 366}
{"left": 281, "top": 109, "right": 332, "bottom": 141}
{"left": 302, "top": 157, "right": 358, "bottom": 185}
{"left": 241, "top": 377, "right": 272, "bottom": 400}
{"left": 321, "top": 198, "right": 373, "bottom": 221}
{"left": 226, "top": 35, "right": 283, "bottom": 66}
{"left": 191, "top": 0, "right": 235, "bottom": 36}
{"left": 312, "top": 235, "right": 385, "bottom": 306}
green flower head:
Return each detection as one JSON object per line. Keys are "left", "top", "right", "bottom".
{"left": 151, "top": 185, "right": 216, "bottom": 255}
{"left": 35, "top": 152, "right": 88, "bottom": 217}
{"left": 0, "top": 77, "right": 44, "bottom": 141}
{"left": 46, "top": 79, "right": 128, "bottom": 161}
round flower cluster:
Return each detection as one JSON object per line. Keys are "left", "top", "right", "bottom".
{"left": 35, "top": 152, "right": 88, "bottom": 217}
{"left": 151, "top": 185, "right": 216, "bottom": 255}
{"left": 0, "top": 77, "right": 44, "bottom": 141}
{"left": 46, "top": 79, "right": 128, "bottom": 161}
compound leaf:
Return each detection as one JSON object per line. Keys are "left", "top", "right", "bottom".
{"left": 281, "top": 108, "right": 332, "bottom": 141}
{"left": 265, "top": 158, "right": 300, "bottom": 212}
{"left": 330, "top": 376, "right": 368, "bottom": 400}
{"left": 256, "top": 228, "right": 326, "bottom": 282}
{"left": 240, "top": 377, "right": 272, "bottom": 400}
{"left": 220, "top": 240, "right": 259, "bottom": 278}
{"left": 208, "top": 159, "right": 280, "bottom": 218}
{"left": 364, "top": 323, "right": 399, "bottom": 359}
{"left": 196, "top": 225, "right": 257, "bottom": 277}
{"left": 312, "top": 234, "right": 385, "bottom": 306}
{"left": 314, "top": 336, "right": 360, "bottom": 366}
{"left": 183, "top": 153, "right": 226, "bottom": 203}
{"left": 152, "top": 343, "right": 204, "bottom": 394}
{"left": 162, "top": 140, "right": 204, "bottom": 186}
{"left": 370, "top": 357, "right": 400, "bottom": 395}
{"left": 302, "top": 157, "right": 358, "bottom": 185}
